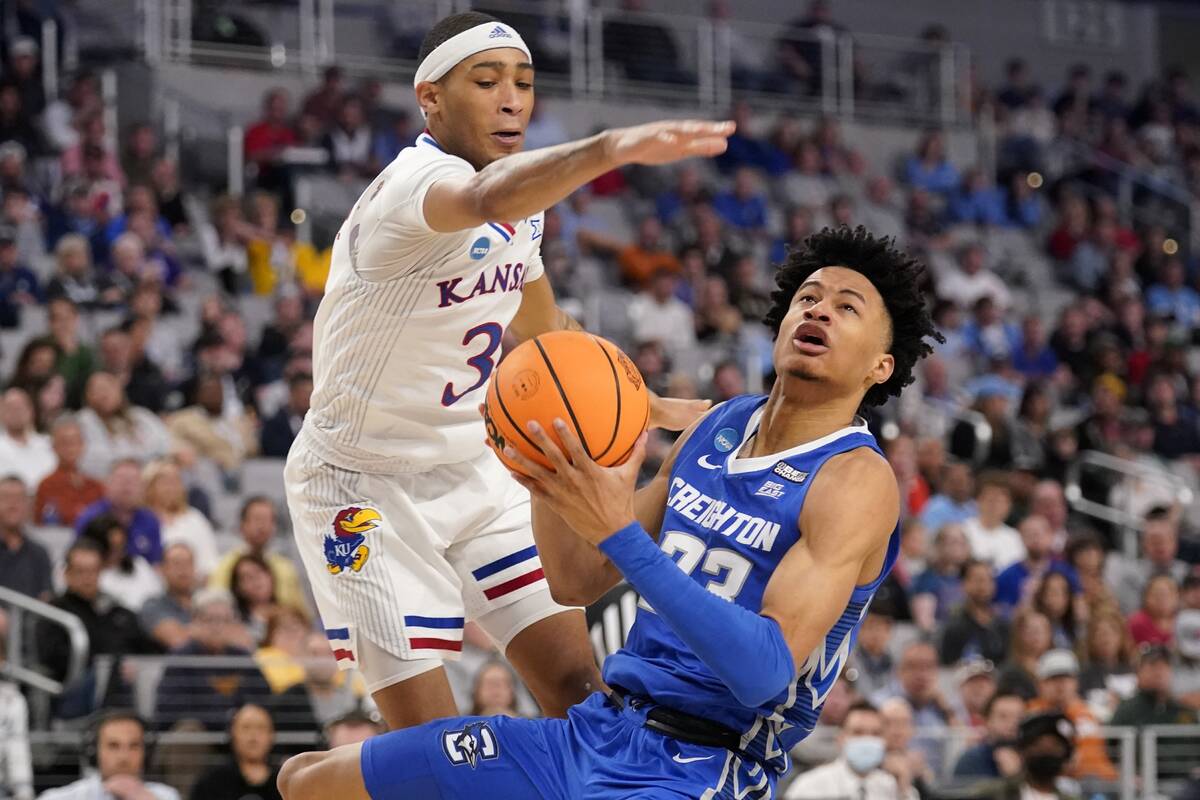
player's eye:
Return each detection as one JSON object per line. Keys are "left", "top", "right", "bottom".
{"left": 476, "top": 81, "right": 496, "bottom": 88}
{"left": 516, "top": 81, "right": 533, "bottom": 90}
{"left": 842, "top": 304, "right": 858, "bottom": 314}
{"left": 798, "top": 294, "right": 817, "bottom": 304}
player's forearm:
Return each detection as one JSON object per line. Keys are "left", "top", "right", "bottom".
{"left": 531, "top": 496, "right": 621, "bottom": 606}
{"left": 471, "top": 133, "right": 616, "bottom": 223}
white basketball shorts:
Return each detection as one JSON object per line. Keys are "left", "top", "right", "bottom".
{"left": 284, "top": 433, "right": 568, "bottom": 691}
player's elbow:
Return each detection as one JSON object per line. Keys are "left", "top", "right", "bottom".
{"left": 547, "top": 575, "right": 605, "bottom": 607}
{"left": 277, "top": 751, "right": 325, "bottom": 800}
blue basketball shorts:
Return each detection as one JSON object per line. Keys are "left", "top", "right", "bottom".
{"left": 360, "top": 692, "right": 777, "bottom": 799}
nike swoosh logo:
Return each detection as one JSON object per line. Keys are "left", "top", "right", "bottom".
{"left": 697, "top": 454, "right": 721, "bottom": 470}
{"left": 673, "top": 754, "right": 715, "bottom": 764}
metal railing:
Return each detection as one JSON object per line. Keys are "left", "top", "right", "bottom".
{"left": 1064, "top": 449, "right": 1196, "bottom": 557}
{"left": 0, "top": 586, "right": 89, "bottom": 696}
{"left": 135, "top": 0, "right": 970, "bottom": 126}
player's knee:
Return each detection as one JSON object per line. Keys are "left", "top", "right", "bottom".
{"left": 278, "top": 751, "right": 327, "bottom": 800}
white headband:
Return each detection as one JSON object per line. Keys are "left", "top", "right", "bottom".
{"left": 413, "top": 22, "right": 532, "bottom": 89}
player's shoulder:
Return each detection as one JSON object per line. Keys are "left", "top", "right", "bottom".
{"left": 804, "top": 445, "right": 899, "bottom": 523}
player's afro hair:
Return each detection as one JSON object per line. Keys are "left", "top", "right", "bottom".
{"left": 763, "top": 225, "right": 943, "bottom": 408}
{"left": 418, "top": 11, "right": 501, "bottom": 64}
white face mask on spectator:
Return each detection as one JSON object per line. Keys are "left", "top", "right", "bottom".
{"left": 843, "top": 735, "right": 886, "bottom": 774}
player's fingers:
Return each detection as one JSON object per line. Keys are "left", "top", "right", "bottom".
{"left": 551, "top": 418, "right": 592, "bottom": 467}
{"left": 617, "top": 432, "right": 650, "bottom": 478}
{"left": 501, "top": 443, "right": 555, "bottom": 484}
{"left": 686, "top": 137, "right": 730, "bottom": 156}
{"left": 525, "top": 420, "right": 573, "bottom": 472}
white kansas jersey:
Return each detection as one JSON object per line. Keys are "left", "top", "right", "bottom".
{"left": 302, "top": 132, "right": 545, "bottom": 473}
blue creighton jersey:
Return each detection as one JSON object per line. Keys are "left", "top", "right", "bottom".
{"left": 603, "top": 394, "right": 900, "bottom": 775}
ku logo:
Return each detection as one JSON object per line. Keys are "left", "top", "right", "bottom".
{"left": 323, "top": 506, "right": 380, "bottom": 575}
{"left": 442, "top": 722, "right": 499, "bottom": 768}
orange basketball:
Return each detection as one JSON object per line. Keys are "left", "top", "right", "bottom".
{"left": 484, "top": 331, "right": 650, "bottom": 475}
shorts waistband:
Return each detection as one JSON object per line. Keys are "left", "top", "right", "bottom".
{"left": 607, "top": 685, "right": 757, "bottom": 764}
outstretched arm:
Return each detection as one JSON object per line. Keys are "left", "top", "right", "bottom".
{"left": 422, "top": 120, "right": 734, "bottom": 233}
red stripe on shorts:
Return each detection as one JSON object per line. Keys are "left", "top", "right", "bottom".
{"left": 409, "top": 637, "right": 464, "bottom": 652}
{"left": 483, "top": 568, "right": 546, "bottom": 600}
{"left": 332, "top": 648, "right": 356, "bottom": 662}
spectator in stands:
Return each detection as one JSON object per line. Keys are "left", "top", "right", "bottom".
{"left": 995, "top": 514, "right": 1078, "bottom": 609}
{"left": 76, "top": 459, "right": 163, "bottom": 564}
{"left": 167, "top": 372, "right": 257, "bottom": 476}
{"left": 0, "top": 474, "right": 50, "bottom": 601}
{"left": 859, "top": 176, "right": 905, "bottom": 244}
{"left": 955, "top": 658, "right": 998, "bottom": 731}
{"left": 948, "top": 168, "right": 1007, "bottom": 226}
{"left": 0, "top": 619, "right": 32, "bottom": 800}
{"left": 140, "top": 542, "right": 198, "bottom": 652}
{"left": 1026, "top": 648, "right": 1117, "bottom": 780}
{"left": 712, "top": 167, "right": 768, "bottom": 234}
{"left": 1110, "top": 643, "right": 1194, "bottom": 727}
{"left": 1147, "top": 372, "right": 1200, "bottom": 459}
{"left": 997, "top": 58, "right": 1038, "bottom": 110}
{"left": 201, "top": 195, "right": 254, "bottom": 295}
{"left": 0, "top": 225, "right": 40, "bottom": 329}
{"left": 1128, "top": 573, "right": 1180, "bottom": 647}
{"left": 324, "top": 711, "right": 383, "bottom": 749}
{"left": 617, "top": 216, "right": 681, "bottom": 289}
{"left": 937, "top": 243, "right": 1010, "bottom": 312}
{"left": 971, "top": 712, "right": 1076, "bottom": 800}
{"left": 76, "top": 372, "right": 172, "bottom": 477}
{"left": 1029, "top": 480, "right": 1072, "bottom": 552}
{"left": 143, "top": 459, "right": 218, "bottom": 578}
{"left": 1054, "top": 63, "right": 1093, "bottom": 119}
{"left": 713, "top": 102, "right": 788, "bottom": 176}
{"left": 323, "top": 95, "right": 374, "bottom": 179}
{"left": 210, "top": 497, "right": 304, "bottom": 611}
{"left": 939, "top": 559, "right": 1010, "bottom": 666}
{"left": 48, "top": 297, "right": 97, "bottom": 407}
{"left": 40, "top": 540, "right": 159, "bottom": 705}
{"left": 783, "top": 701, "right": 914, "bottom": 800}
{"left": 255, "top": 606, "right": 314, "bottom": 696}
{"left": 0, "top": 388, "right": 54, "bottom": 491}
{"left": 601, "top": 0, "right": 691, "bottom": 86}
{"left": 872, "top": 641, "right": 954, "bottom": 775}
{"left": 904, "top": 129, "right": 960, "bottom": 196}
{"left": 97, "top": 324, "right": 169, "bottom": 415}
{"left": 780, "top": 140, "right": 835, "bottom": 210}
{"left": 952, "top": 691, "right": 1025, "bottom": 780}
{"left": 244, "top": 89, "right": 297, "bottom": 189}
{"left": 189, "top": 703, "right": 281, "bottom": 800}
{"left": 302, "top": 66, "right": 345, "bottom": 124}
{"left": 1032, "top": 572, "right": 1079, "bottom": 649}
{"left": 777, "top": 0, "right": 845, "bottom": 97}
{"left": 155, "top": 588, "right": 272, "bottom": 731}
{"left": 1174, "top": 601, "right": 1200, "bottom": 710}
{"left": 1146, "top": 257, "right": 1200, "bottom": 329}
{"left": 46, "top": 234, "right": 105, "bottom": 309}
{"left": 39, "top": 711, "right": 178, "bottom": 800}
{"left": 260, "top": 373, "right": 311, "bottom": 458}
{"left": 62, "top": 113, "right": 123, "bottom": 185}
{"left": 911, "top": 523, "right": 969, "bottom": 629}
{"left": 1106, "top": 505, "right": 1189, "bottom": 613}
{"left": 997, "top": 609, "right": 1053, "bottom": 700}
{"left": 122, "top": 124, "right": 160, "bottom": 188}
{"left": 962, "top": 473, "right": 1024, "bottom": 570}
{"left": 469, "top": 660, "right": 520, "bottom": 717}
{"left": 1066, "top": 533, "right": 1115, "bottom": 614}
{"left": 231, "top": 553, "right": 282, "bottom": 644}
{"left": 878, "top": 697, "right": 935, "bottom": 798}
{"left": 80, "top": 513, "right": 162, "bottom": 612}
{"left": 847, "top": 610, "right": 893, "bottom": 698}
{"left": 0, "top": 85, "right": 44, "bottom": 158}
{"left": 291, "top": 631, "right": 363, "bottom": 727}
{"left": 1079, "top": 609, "right": 1137, "bottom": 702}
{"left": 34, "top": 415, "right": 104, "bottom": 527}
{"left": 628, "top": 269, "right": 696, "bottom": 364}
{"left": 919, "top": 460, "right": 976, "bottom": 531}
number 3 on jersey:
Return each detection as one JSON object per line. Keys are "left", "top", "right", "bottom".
{"left": 639, "top": 531, "right": 753, "bottom": 613}
{"left": 441, "top": 322, "right": 503, "bottom": 406}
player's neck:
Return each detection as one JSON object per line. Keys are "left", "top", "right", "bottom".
{"left": 747, "top": 386, "right": 861, "bottom": 458}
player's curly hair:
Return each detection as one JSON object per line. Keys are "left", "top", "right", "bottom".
{"left": 763, "top": 225, "right": 943, "bottom": 407}
{"left": 419, "top": 12, "right": 501, "bottom": 64}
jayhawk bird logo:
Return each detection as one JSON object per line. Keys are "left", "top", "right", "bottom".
{"left": 323, "top": 506, "right": 380, "bottom": 575}
{"left": 441, "top": 721, "right": 499, "bottom": 768}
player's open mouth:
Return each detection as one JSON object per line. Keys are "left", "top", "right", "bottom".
{"left": 792, "top": 322, "right": 830, "bottom": 355}
{"left": 491, "top": 130, "right": 522, "bottom": 146}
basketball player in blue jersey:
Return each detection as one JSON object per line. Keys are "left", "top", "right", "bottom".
{"left": 278, "top": 227, "right": 943, "bottom": 799}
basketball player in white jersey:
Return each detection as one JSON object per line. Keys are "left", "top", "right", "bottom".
{"left": 284, "top": 10, "right": 733, "bottom": 729}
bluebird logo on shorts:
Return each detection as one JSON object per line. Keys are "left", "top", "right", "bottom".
{"left": 469, "top": 237, "right": 491, "bottom": 260}
{"left": 324, "top": 506, "right": 379, "bottom": 575}
{"left": 442, "top": 722, "right": 499, "bottom": 768}
{"left": 714, "top": 427, "right": 739, "bottom": 452}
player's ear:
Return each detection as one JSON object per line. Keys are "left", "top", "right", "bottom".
{"left": 869, "top": 353, "right": 894, "bottom": 387}
{"left": 415, "top": 81, "right": 439, "bottom": 117}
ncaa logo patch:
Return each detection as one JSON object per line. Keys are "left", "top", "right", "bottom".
{"left": 713, "top": 427, "right": 739, "bottom": 453}
{"left": 323, "top": 506, "right": 379, "bottom": 575}
{"left": 442, "top": 721, "right": 499, "bottom": 768}
{"left": 469, "top": 236, "right": 491, "bottom": 260}
{"left": 773, "top": 462, "right": 809, "bottom": 484}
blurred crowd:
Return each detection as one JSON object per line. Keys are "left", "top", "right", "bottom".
{"left": 0, "top": 1, "right": 1198, "bottom": 799}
